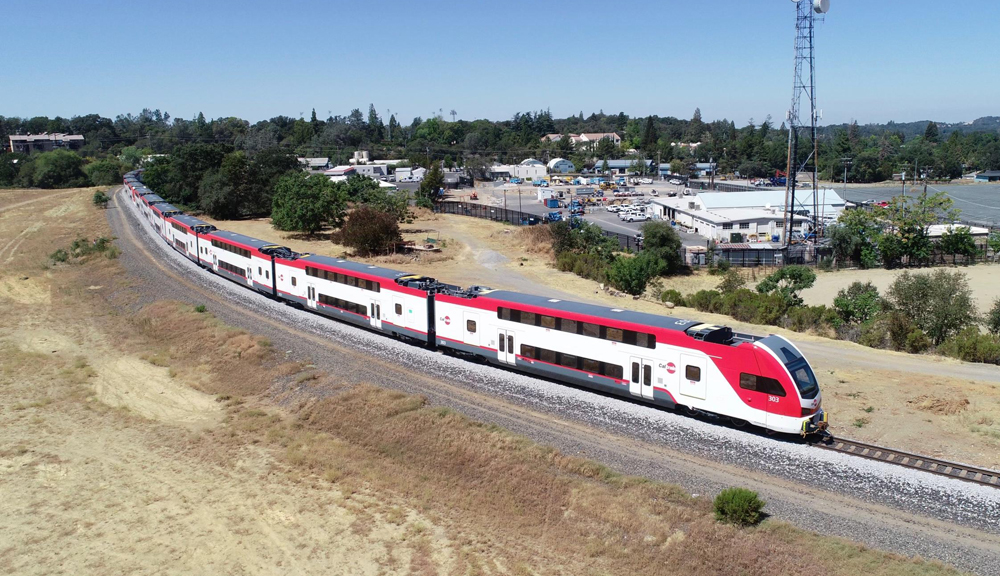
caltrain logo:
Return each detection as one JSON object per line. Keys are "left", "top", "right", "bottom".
{"left": 443, "top": 316, "right": 451, "bottom": 325}
{"left": 666, "top": 362, "right": 676, "bottom": 374}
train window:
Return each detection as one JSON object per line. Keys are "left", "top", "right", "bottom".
{"left": 467, "top": 320, "right": 477, "bottom": 333}
{"left": 540, "top": 348, "right": 557, "bottom": 364}
{"left": 520, "top": 345, "right": 535, "bottom": 358}
{"left": 521, "top": 312, "right": 536, "bottom": 326}
{"left": 685, "top": 365, "right": 701, "bottom": 381}
{"left": 758, "top": 376, "right": 786, "bottom": 397}
{"left": 540, "top": 315, "right": 556, "bottom": 329}
{"left": 582, "top": 323, "right": 599, "bottom": 338}
{"left": 258, "top": 267, "right": 262, "bottom": 276}
{"left": 507, "top": 335, "right": 513, "bottom": 354}
{"left": 739, "top": 373, "right": 757, "bottom": 391}
{"left": 291, "top": 277, "right": 297, "bottom": 287}
{"left": 561, "top": 319, "right": 578, "bottom": 334}
{"left": 606, "top": 327, "right": 623, "bottom": 343}
{"left": 395, "top": 303, "right": 403, "bottom": 315}
{"left": 582, "top": 358, "right": 600, "bottom": 373}
{"left": 635, "top": 332, "right": 650, "bottom": 348}
{"left": 631, "top": 362, "right": 640, "bottom": 383}
{"left": 643, "top": 364, "right": 652, "bottom": 386}
{"left": 560, "top": 354, "right": 578, "bottom": 369}
{"left": 498, "top": 336, "right": 505, "bottom": 353}
{"left": 266, "top": 271, "right": 269, "bottom": 279}
{"left": 603, "top": 364, "right": 624, "bottom": 380}
{"left": 498, "top": 307, "right": 510, "bottom": 321}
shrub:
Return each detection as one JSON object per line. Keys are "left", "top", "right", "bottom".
{"left": 786, "top": 305, "right": 837, "bottom": 334}
{"left": 713, "top": 487, "right": 765, "bottom": 527}
{"left": 905, "top": 329, "right": 932, "bottom": 353}
{"left": 858, "top": 319, "right": 889, "bottom": 349}
{"left": 49, "top": 248, "right": 69, "bottom": 263}
{"left": 716, "top": 269, "right": 745, "bottom": 294}
{"left": 885, "top": 311, "right": 917, "bottom": 351}
{"left": 660, "top": 289, "right": 685, "bottom": 307}
{"left": 556, "top": 252, "right": 608, "bottom": 283}
{"left": 987, "top": 298, "right": 1000, "bottom": 336}
{"left": 938, "top": 328, "right": 1000, "bottom": 364}
{"left": 708, "top": 258, "right": 731, "bottom": 276}
{"left": 817, "top": 256, "right": 834, "bottom": 271}
{"left": 194, "top": 305, "right": 207, "bottom": 313}
{"left": 832, "top": 281, "right": 881, "bottom": 326}
{"left": 688, "top": 290, "right": 723, "bottom": 314}
{"left": 339, "top": 206, "right": 402, "bottom": 256}
{"left": 639, "top": 221, "right": 684, "bottom": 276}
{"left": 607, "top": 253, "right": 658, "bottom": 296}
{"left": 92, "top": 190, "right": 110, "bottom": 208}
{"left": 885, "top": 270, "right": 979, "bottom": 344}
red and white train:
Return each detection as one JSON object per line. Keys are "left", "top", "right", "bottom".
{"left": 122, "top": 172, "right": 828, "bottom": 435}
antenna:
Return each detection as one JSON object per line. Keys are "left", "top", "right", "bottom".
{"left": 782, "top": 0, "right": 830, "bottom": 245}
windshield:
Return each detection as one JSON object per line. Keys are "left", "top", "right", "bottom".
{"left": 786, "top": 359, "right": 818, "bottom": 399}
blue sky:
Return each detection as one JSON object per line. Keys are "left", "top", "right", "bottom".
{"left": 2, "top": 0, "right": 996, "bottom": 126}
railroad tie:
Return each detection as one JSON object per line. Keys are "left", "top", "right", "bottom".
{"left": 900, "top": 457, "right": 910, "bottom": 465}
{"left": 942, "top": 466, "right": 952, "bottom": 474}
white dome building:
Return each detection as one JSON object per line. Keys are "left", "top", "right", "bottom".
{"left": 547, "top": 158, "right": 574, "bottom": 174}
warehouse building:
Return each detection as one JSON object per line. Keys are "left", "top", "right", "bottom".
{"left": 8, "top": 133, "right": 85, "bottom": 154}
{"left": 547, "top": 157, "right": 574, "bottom": 173}
{"left": 594, "top": 159, "right": 654, "bottom": 175}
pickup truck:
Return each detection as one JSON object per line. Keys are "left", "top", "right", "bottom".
{"left": 543, "top": 211, "right": 563, "bottom": 223}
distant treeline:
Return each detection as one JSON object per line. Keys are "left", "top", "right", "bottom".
{"left": 2, "top": 108, "right": 999, "bottom": 186}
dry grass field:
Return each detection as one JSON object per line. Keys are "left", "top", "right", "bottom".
{"left": 0, "top": 188, "right": 970, "bottom": 575}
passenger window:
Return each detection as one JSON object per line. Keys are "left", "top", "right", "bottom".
{"left": 266, "top": 271, "right": 269, "bottom": 279}
{"left": 560, "top": 354, "right": 577, "bottom": 368}
{"left": 561, "top": 319, "right": 578, "bottom": 334}
{"left": 507, "top": 335, "right": 513, "bottom": 354}
{"left": 467, "top": 320, "right": 477, "bottom": 333}
{"left": 291, "top": 277, "right": 297, "bottom": 286}
{"left": 759, "top": 376, "right": 786, "bottom": 397}
{"left": 395, "top": 303, "right": 403, "bottom": 315}
{"left": 739, "top": 373, "right": 758, "bottom": 391}
{"left": 604, "top": 364, "right": 624, "bottom": 380}
{"left": 631, "top": 362, "right": 640, "bottom": 383}
{"left": 582, "top": 323, "right": 599, "bottom": 338}
{"left": 643, "top": 364, "right": 652, "bottom": 385}
{"left": 258, "top": 267, "right": 262, "bottom": 275}
{"left": 520, "top": 345, "right": 536, "bottom": 358}
{"left": 635, "top": 332, "right": 650, "bottom": 348}
{"left": 606, "top": 328, "right": 623, "bottom": 342}
{"left": 582, "top": 358, "right": 599, "bottom": 373}
{"left": 521, "top": 312, "right": 536, "bottom": 326}
{"left": 499, "top": 307, "right": 510, "bottom": 321}
{"left": 540, "top": 315, "right": 556, "bottom": 329}
{"left": 685, "top": 365, "right": 701, "bottom": 381}
{"left": 499, "top": 335, "right": 505, "bottom": 353}
{"left": 540, "top": 348, "right": 557, "bottom": 363}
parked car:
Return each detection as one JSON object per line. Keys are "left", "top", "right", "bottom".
{"left": 625, "top": 211, "right": 651, "bottom": 223}
{"left": 650, "top": 189, "right": 658, "bottom": 196}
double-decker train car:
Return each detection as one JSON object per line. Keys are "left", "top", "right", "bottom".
{"left": 121, "top": 171, "right": 827, "bottom": 435}
{"left": 434, "top": 289, "right": 824, "bottom": 434}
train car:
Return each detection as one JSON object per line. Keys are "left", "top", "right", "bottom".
{"left": 200, "top": 230, "right": 275, "bottom": 293}
{"left": 272, "top": 253, "right": 440, "bottom": 344}
{"left": 149, "top": 202, "right": 182, "bottom": 241}
{"left": 434, "top": 289, "right": 825, "bottom": 435}
{"left": 165, "top": 214, "right": 214, "bottom": 263}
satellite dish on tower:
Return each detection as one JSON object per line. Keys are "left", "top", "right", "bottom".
{"left": 814, "top": 0, "right": 830, "bottom": 13}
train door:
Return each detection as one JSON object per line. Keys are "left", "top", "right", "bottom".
{"left": 463, "top": 312, "right": 479, "bottom": 347}
{"left": 679, "top": 354, "right": 707, "bottom": 401}
{"left": 369, "top": 299, "right": 382, "bottom": 330}
{"left": 629, "top": 358, "right": 656, "bottom": 400}
{"left": 306, "top": 284, "right": 317, "bottom": 309}
{"left": 496, "top": 329, "right": 515, "bottom": 365}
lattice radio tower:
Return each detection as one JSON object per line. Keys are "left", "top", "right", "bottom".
{"left": 782, "top": 0, "right": 829, "bottom": 245}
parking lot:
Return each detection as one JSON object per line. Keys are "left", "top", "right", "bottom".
{"left": 461, "top": 182, "right": 708, "bottom": 248}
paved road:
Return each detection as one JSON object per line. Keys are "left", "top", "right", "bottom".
{"left": 108, "top": 187, "right": 1000, "bottom": 575}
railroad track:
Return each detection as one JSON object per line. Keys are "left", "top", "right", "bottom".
{"left": 812, "top": 436, "right": 1000, "bottom": 488}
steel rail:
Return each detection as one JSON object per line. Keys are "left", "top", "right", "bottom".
{"left": 812, "top": 436, "right": 1000, "bottom": 488}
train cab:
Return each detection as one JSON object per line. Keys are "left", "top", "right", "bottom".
{"left": 752, "top": 335, "right": 827, "bottom": 435}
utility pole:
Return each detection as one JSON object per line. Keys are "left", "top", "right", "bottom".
{"left": 841, "top": 157, "right": 852, "bottom": 202}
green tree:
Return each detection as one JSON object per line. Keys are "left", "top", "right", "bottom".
{"left": 924, "top": 121, "right": 939, "bottom": 143}
{"left": 639, "top": 221, "right": 683, "bottom": 275}
{"left": 640, "top": 116, "right": 659, "bottom": 155}
{"left": 832, "top": 281, "right": 881, "bottom": 325}
{"left": 717, "top": 269, "right": 746, "bottom": 294}
{"left": 987, "top": 298, "right": 1000, "bottom": 336}
{"left": 989, "top": 230, "right": 1000, "bottom": 262}
{"left": 31, "top": 149, "right": 87, "bottom": 188}
{"left": 885, "top": 270, "right": 978, "bottom": 345}
{"left": 118, "top": 146, "right": 145, "bottom": 169}
{"left": 0, "top": 153, "right": 29, "bottom": 186}
{"left": 756, "top": 265, "right": 816, "bottom": 306}
{"left": 607, "top": 253, "right": 657, "bottom": 296}
{"left": 416, "top": 163, "right": 444, "bottom": 208}
{"left": 340, "top": 205, "right": 401, "bottom": 256}
{"left": 84, "top": 158, "right": 126, "bottom": 186}
{"left": 939, "top": 226, "right": 979, "bottom": 264}
{"left": 270, "top": 172, "right": 347, "bottom": 234}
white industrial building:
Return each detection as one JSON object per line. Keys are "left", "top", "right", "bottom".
{"left": 651, "top": 188, "right": 842, "bottom": 243}
{"left": 353, "top": 164, "right": 390, "bottom": 177}
{"left": 489, "top": 162, "right": 546, "bottom": 181}
{"left": 547, "top": 158, "right": 575, "bottom": 173}
{"left": 395, "top": 167, "right": 427, "bottom": 182}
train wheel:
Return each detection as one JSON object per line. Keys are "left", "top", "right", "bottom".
{"left": 730, "top": 418, "right": 748, "bottom": 428}
{"left": 683, "top": 405, "right": 698, "bottom": 417}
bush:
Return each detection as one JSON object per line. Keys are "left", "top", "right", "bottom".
{"left": 938, "top": 328, "right": 1000, "bottom": 364}
{"left": 886, "top": 270, "right": 979, "bottom": 344}
{"left": 49, "top": 248, "right": 69, "bottom": 263}
{"left": 688, "top": 290, "right": 723, "bottom": 314}
{"left": 817, "top": 256, "right": 834, "bottom": 271}
{"left": 84, "top": 158, "right": 126, "bottom": 186}
{"left": 756, "top": 265, "right": 816, "bottom": 306}
{"left": 607, "top": 254, "right": 658, "bottom": 296}
{"left": 708, "top": 258, "right": 731, "bottom": 276}
{"left": 556, "top": 252, "right": 608, "bottom": 283}
{"left": 833, "top": 281, "right": 881, "bottom": 326}
{"left": 905, "top": 329, "right": 932, "bottom": 353}
{"left": 339, "top": 206, "right": 402, "bottom": 256}
{"left": 92, "top": 190, "right": 110, "bottom": 208}
{"left": 713, "top": 487, "right": 765, "bottom": 527}
{"left": 194, "top": 305, "right": 207, "bottom": 313}
{"left": 639, "top": 221, "right": 684, "bottom": 276}
{"left": 987, "top": 298, "right": 1000, "bottom": 336}
{"left": 786, "top": 305, "right": 837, "bottom": 334}
{"left": 885, "top": 311, "right": 916, "bottom": 351}
{"left": 660, "top": 289, "right": 685, "bottom": 307}
{"left": 716, "top": 269, "right": 745, "bottom": 293}
{"left": 858, "top": 319, "right": 889, "bottom": 349}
